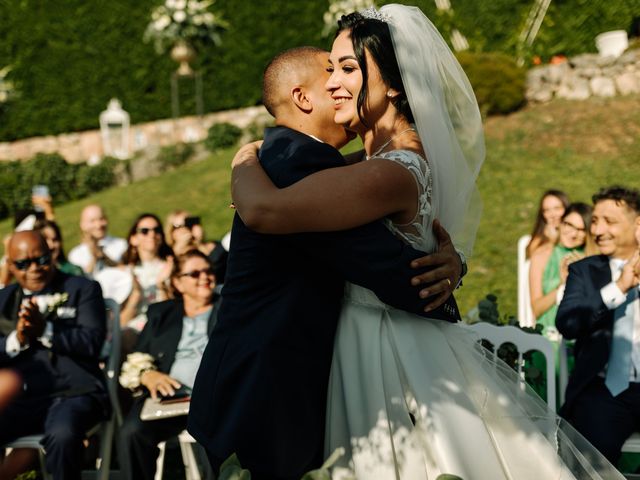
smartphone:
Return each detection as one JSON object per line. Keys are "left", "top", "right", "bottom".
{"left": 184, "top": 216, "right": 200, "bottom": 229}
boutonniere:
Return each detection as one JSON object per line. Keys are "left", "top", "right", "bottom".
{"left": 34, "top": 293, "right": 69, "bottom": 315}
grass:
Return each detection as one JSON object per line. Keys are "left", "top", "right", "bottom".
{"left": 1, "top": 94, "right": 639, "bottom": 317}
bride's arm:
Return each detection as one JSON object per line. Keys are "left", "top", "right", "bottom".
{"left": 231, "top": 144, "right": 416, "bottom": 234}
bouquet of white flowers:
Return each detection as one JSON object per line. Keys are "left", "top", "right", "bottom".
{"left": 144, "top": 0, "right": 227, "bottom": 54}
{"left": 119, "top": 352, "right": 156, "bottom": 390}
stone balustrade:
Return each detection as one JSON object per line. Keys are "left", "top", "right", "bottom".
{"left": 0, "top": 105, "right": 270, "bottom": 164}
{"left": 526, "top": 49, "right": 640, "bottom": 103}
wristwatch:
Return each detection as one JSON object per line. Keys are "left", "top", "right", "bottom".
{"left": 454, "top": 248, "right": 467, "bottom": 288}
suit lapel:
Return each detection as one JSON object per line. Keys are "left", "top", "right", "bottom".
{"left": 161, "top": 304, "right": 184, "bottom": 370}
{"left": 207, "top": 296, "right": 220, "bottom": 336}
{"left": 588, "top": 255, "right": 613, "bottom": 291}
{"left": 0, "top": 286, "right": 21, "bottom": 336}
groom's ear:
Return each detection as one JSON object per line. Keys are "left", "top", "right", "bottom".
{"left": 291, "top": 86, "right": 313, "bottom": 113}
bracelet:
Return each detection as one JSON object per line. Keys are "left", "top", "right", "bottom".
{"left": 119, "top": 352, "right": 157, "bottom": 390}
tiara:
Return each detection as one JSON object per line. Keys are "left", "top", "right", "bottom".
{"left": 360, "top": 7, "right": 390, "bottom": 23}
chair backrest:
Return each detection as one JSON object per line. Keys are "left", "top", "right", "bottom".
{"left": 517, "top": 234, "right": 535, "bottom": 328}
{"left": 465, "top": 322, "right": 556, "bottom": 412}
{"left": 103, "top": 298, "right": 122, "bottom": 426}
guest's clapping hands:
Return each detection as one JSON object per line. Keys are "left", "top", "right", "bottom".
{"left": 140, "top": 370, "right": 181, "bottom": 400}
{"left": 16, "top": 298, "right": 45, "bottom": 346}
{"left": 616, "top": 251, "right": 640, "bottom": 294}
{"left": 560, "top": 251, "right": 585, "bottom": 284}
{"left": 231, "top": 141, "right": 263, "bottom": 169}
{"left": 410, "top": 219, "right": 462, "bottom": 312}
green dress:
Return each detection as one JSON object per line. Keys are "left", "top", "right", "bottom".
{"left": 529, "top": 244, "right": 583, "bottom": 403}
{"left": 536, "top": 244, "right": 583, "bottom": 335}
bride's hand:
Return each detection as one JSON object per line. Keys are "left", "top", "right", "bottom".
{"left": 410, "top": 219, "right": 460, "bottom": 312}
{"left": 231, "top": 141, "right": 263, "bottom": 169}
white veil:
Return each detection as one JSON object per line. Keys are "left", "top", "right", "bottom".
{"left": 379, "top": 4, "right": 485, "bottom": 256}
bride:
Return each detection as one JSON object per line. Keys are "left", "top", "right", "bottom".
{"left": 231, "top": 5, "right": 623, "bottom": 479}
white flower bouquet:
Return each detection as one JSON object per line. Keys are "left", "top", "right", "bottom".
{"left": 144, "top": 0, "right": 227, "bottom": 54}
{"left": 119, "top": 352, "right": 157, "bottom": 389}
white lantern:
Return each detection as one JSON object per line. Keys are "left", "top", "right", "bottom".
{"left": 99, "top": 98, "right": 130, "bottom": 159}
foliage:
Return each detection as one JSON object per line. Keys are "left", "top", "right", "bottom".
{"left": 205, "top": 122, "right": 243, "bottom": 152}
{"left": 156, "top": 142, "right": 196, "bottom": 171}
{"left": 0, "top": 0, "right": 328, "bottom": 142}
{"left": 244, "top": 117, "right": 275, "bottom": 143}
{"left": 14, "top": 471, "right": 38, "bottom": 480}
{"left": 144, "top": 0, "right": 227, "bottom": 54}
{"left": 322, "top": 0, "right": 376, "bottom": 37}
{"left": 456, "top": 51, "right": 526, "bottom": 116}
{"left": 0, "top": 153, "right": 119, "bottom": 221}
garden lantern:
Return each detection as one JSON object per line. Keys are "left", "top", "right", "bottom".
{"left": 99, "top": 98, "right": 130, "bottom": 159}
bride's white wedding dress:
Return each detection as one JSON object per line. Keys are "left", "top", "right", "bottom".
{"left": 325, "top": 149, "right": 623, "bottom": 480}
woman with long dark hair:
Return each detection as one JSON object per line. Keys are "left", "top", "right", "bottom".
{"left": 527, "top": 189, "right": 570, "bottom": 257}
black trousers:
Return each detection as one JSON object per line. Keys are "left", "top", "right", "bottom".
{"left": 118, "top": 397, "right": 188, "bottom": 480}
{"left": 0, "top": 393, "right": 108, "bottom": 480}
{"left": 568, "top": 377, "right": 640, "bottom": 464}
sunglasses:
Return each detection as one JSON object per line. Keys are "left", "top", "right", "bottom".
{"left": 13, "top": 253, "right": 52, "bottom": 271}
{"left": 136, "top": 226, "right": 162, "bottom": 235}
{"left": 179, "top": 268, "right": 214, "bottom": 279}
{"left": 560, "top": 221, "right": 586, "bottom": 233}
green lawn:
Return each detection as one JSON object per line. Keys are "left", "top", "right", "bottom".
{"left": 2, "top": 94, "right": 639, "bottom": 317}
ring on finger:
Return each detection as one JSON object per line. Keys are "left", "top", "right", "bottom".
{"left": 446, "top": 278, "right": 451, "bottom": 288}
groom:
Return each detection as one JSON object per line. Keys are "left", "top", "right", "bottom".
{"left": 188, "top": 47, "right": 462, "bottom": 480}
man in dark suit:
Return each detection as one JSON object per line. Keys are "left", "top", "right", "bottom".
{"left": 557, "top": 186, "right": 640, "bottom": 463}
{"left": 0, "top": 230, "right": 108, "bottom": 480}
{"left": 188, "top": 47, "right": 463, "bottom": 480}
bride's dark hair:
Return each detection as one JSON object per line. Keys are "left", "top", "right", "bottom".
{"left": 336, "top": 12, "right": 414, "bottom": 127}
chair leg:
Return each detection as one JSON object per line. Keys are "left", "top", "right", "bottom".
{"left": 154, "top": 441, "right": 166, "bottom": 480}
{"left": 178, "top": 433, "right": 201, "bottom": 480}
{"left": 37, "top": 448, "right": 53, "bottom": 480}
{"left": 97, "top": 420, "right": 114, "bottom": 480}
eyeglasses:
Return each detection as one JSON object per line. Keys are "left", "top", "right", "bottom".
{"left": 179, "top": 268, "right": 214, "bottom": 279}
{"left": 560, "top": 221, "right": 586, "bottom": 233}
{"left": 136, "top": 226, "right": 162, "bottom": 235}
{"left": 13, "top": 253, "right": 52, "bottom": 271}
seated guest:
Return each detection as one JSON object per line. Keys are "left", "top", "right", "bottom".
{"left": 68, "top": 204, "right": 127, "bottom": 277}
{"left": 36, "top": 219, "right": 84, "bottom": 277}
{"left": 166, "top": 211, "right": 228, "bottom": 283}
{"left": 527, "top": 189, "right": 570, "bottom": 257}
{"left": 119, "top": 250, "right": 219, "bottom": 480}
{"left": 529, "top": 202, "right": 595, "bottom": 336}
{"left": 0, "top": 230, "right": 108, "bottom": 480}
{"left": 120, "top": 214, "right": 174, "bottom": 336}
{"left": 557, "top": 186, "right": 640, "bottom": 464}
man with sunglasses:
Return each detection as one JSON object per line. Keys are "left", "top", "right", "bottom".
{"left": 0, "top": 230, "right": 108, "bottom": 480}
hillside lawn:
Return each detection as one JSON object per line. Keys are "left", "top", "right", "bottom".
{"left": 1, "top": 95, "right": 639, "bottom": 318}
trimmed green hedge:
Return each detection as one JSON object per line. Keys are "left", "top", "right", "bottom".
{"left": 0, "top": 154, "right": 118, "bottom": 220}
{"left": 0, "top": 0, "right": 637, "bottom": 142}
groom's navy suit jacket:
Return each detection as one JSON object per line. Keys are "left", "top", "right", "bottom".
{"left": 556, "top": 255, "right": 616, "bottom": 416}
{"left": 188, "top": 126, "right": 459, "bottom": 480}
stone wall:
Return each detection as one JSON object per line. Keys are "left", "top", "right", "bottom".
{"left": 526, "top": 49, "right": 640, "bottom": 103}
{"left": 0, "top": 105, "right": 271, "bottom": 164}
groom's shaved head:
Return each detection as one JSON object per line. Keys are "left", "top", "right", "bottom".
{"left": 262, "top": 46, "right": 327, "bottom": 117}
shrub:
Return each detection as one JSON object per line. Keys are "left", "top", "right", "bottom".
{"left": 0, "top": 153, "right": 118, "bottom": 221}
{"left": 204, "top": 122, "right": 242, "bottom": 152}
{"left": 156, "top": 143, "right": 195, "bottom": 172}
{"left": 457, "top": 51, "right": 526, "bottom": 116}
{"left": 244, "top": 117, "right": 275, "bottom": 142}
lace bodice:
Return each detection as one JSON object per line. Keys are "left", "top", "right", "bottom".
{"left": 374, "top": 149, "right": 436, "bottom": 254}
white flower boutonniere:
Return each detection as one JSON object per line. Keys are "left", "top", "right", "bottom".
{"left": 120, "top": 352, "right": 157, "bottom": 390}
{"left": 34, "top": 293, "right": 69, "bottom": 315}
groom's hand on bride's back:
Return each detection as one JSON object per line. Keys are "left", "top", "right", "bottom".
{"left": 410, "top": 219, "right": 463, "bottom": 312}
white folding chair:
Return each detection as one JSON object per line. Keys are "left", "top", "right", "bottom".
{"left": 517, "top": 234, "right": 536, "bottom": 328}
{"left": 4, "top": 298, "right": 121, "bottom": 480}
{"left": 465, "top": 322, "right": 557, "bottom": 412}
{"left": 155, "top": 429, "right": 201, "bottom": 480}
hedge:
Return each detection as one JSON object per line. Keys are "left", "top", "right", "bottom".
{"left": 0, "top": 0, "right": 637, "bottom": 142}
